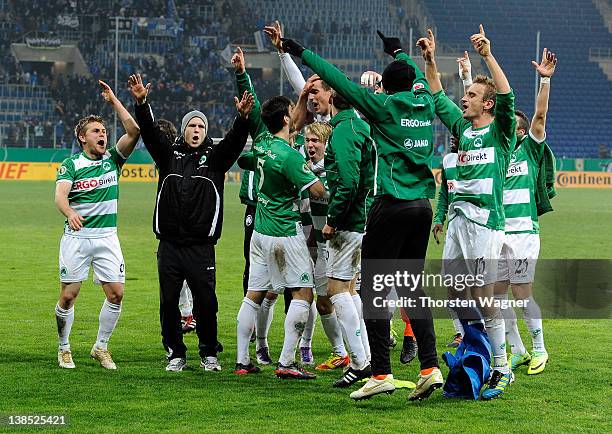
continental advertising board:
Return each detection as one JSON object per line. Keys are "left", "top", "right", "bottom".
{"left": 431, "top": 168, "right": 612, "bottom": 189}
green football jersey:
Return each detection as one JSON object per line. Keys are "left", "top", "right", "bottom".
{"left": 433, "top": 152, "right": 458, "bottom": 225}
{"left": 56, "top": 147, "right": 127, "bottom": 238}
{"left": 301, "top": 50, "right": 436, "bottom": 201}
{"left": 325, "top": 108, "right": 374, "bottom": 233}
{"left": 239, "top": 138, "right": 318, "bottom": 237}
{"left": 503, "top": 132, "right": 546, "bottom": 234}
{"left": 433, "top": 90, "right": 516, "bottom": 230}
{"left": 235, "top": 70, "right": 319, "bottom": 237}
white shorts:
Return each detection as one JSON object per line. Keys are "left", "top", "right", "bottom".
{"left": 326, "top": 230, "right": 363, "bottom": 281}
{"left": 248, "top": 231, "right": 314, "bottom": 293}
{"left": 59, "top": 234, "right": 125, "bottom": 284}
{"left": 314, "top": 241, "right": 328, "bottom": 297}
{"left": 442, "top": 215, "right": 504, "bottom": 285}
{"left": 497, "top": 233, "right": 540, "bottom": 283}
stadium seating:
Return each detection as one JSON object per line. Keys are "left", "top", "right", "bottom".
{"left": 424, "top": 0, "right": 612, "bottom": 157}
{"left": 0, "top": 0, "right": 610, "bottom": 156}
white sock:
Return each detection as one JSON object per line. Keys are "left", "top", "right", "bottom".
{"left": 256, "top": 297, "right": 276, "bottom": 351}
{"left": 522, "top": 296, "right": 546, "bottom": 353}
{"left": 449, "top": 308, "right": 465, "bottom": 335}
{"left": 351, "top": 294, "right": 370, "bottom": 363}
{"left": 278, "top": 299, "right": 310, "bottom": 366}
{"left": 485, "top": 311, "right": 509, "bottom": 374}
{"left": 95, "top": 299, "right": 121, "bottom": 350}
{"left": 320, "top": 312, "right": 348, "bottom": 357}
{"left": 55, "top": 303, "right": 74, "bottom": 351}
{"left": 237, "top": 297, "right": 259, "bottom": 365}
{"left": 178, "top": 282, "right": 193, "bottom": 317}
{"left": 496, "top": 294, "right": 526, "bottom": 355}
{"left": 330, "top": 292, "right": 367, "bottom": 370}
{"left": 299, "top": 301, "right": 317, "bottom": 348}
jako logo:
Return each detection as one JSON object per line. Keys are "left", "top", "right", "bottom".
{"left": 403, "top": 138, "right": 429, "bottom": 149}
{"left": 401, "top": 119, "right": 432, "bottom": 127}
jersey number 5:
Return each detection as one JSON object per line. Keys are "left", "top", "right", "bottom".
{"left": 257, "top": 158, "right": 265, "bottom": 190}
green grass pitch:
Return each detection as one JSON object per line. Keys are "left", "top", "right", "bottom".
{"left": 0, "top": 181, "right": 610, "bottom": 432}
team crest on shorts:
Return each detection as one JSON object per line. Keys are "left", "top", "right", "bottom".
{"left": 60, "top": 266, "right": 68, "bottom": 278}
{"left": 300, "top": 272, "right": 310, "bottom": 283}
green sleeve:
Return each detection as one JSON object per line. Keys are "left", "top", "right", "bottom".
{"left": 494, "top": 91, "right": 516, "bottom": 153}
{"left": 235, "top": 71, "right": 267, "bottom": 140}
{"left": 301, "top": 49, "right": 388, "bottom": 122}
{"left": 237, "top": 151, "right": 256, "bottom": 171}
{"left": 282, "top": 150, "right": 318, "bottom": 191}
{"left": 433, "top": 90, "right": 468, "bottom": 137}
{"left": 327, "top": 124, "right": 361, "bottom": 228}
{"left": 56, "top": 158, "right": 75, "bottom": 182}
{"left": 433, "top": 168, "right": 449, "bottom": 225}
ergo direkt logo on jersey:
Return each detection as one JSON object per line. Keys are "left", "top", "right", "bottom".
{"left": 401, "top": 119, "right": 432, "bottom": 127}
{"left": 457, "top": 148, "right": 494, "bottom": 166}
{"left": 72, "top": 173, "right": 117, "bottom": 191}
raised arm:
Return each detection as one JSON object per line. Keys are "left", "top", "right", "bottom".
{"left": 417, "top": 30, "right": 465, "bottom": 135}
{"left": 280, "top": 37, "right": 388, "bottom": 122}
{"left": 130, "top": 73, "right": 172, "bottom": 169}
{"left": 530, "top": 48, "right": 557, "bottom": 142}
{"left": 100, "top": 80, "right": 140, "bottom": 158}
{"left": 470, "top": 24, "right": 510, "bottom": 94}
{"left": 209, "top": 91, "right": 254, "bottom": 172}
{"left": 377, "top": 30, "right": 430, "bottom": 96}
{"left": 457, "top": 51, "right": 473, "bottom": 95}
{"left": 292, "top": 75, "right": 320, "bottom": 132}
{"left": 263, "top": 21, "right": 307, "bottom": 95}
{"left": 232, "top": 47, "right": 267, "bottom": 140}
{"left": 471, "top": 24, "right": 515, "bottom": 143}
{"left": 416, "top": 29, "right": 443, "bottom": 94}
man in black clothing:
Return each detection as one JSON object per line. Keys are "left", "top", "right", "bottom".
{"left": 128, "top": 73, "right": 254, "bottom": 372}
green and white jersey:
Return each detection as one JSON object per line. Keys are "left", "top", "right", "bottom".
{"left": 238, "top": 135, "right": 319, "bottom": 237}
{"left": 309, "top": 159, "right": 328, "bottom": 243}
{"left": 56, "top": 147, "right": 127, "bottom": 238}
{"left": 433, "top": 91, "right": 516, "bottom": 230}
{"left": 503, "top": 131, "right": 546, "bottom": 234}
{"left": 433, "top": 152, "right": 458, "bottom": 225}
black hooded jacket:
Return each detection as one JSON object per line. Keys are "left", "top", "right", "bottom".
{"left": 135, "top": 102, "right": 249, "bottom": 245}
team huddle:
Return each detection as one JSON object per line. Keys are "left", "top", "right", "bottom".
{"left": 53, "top": 23, "right": 557, "bottom": 402}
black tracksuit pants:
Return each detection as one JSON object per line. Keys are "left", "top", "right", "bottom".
{"left": 361, "top": 196, "right": 439, "bottom": 374}
{"left": 158, "top": 240, "right": 218, "bottom": 359}
{"left": 242, "top": 204, "right": 256, "bottom": 296}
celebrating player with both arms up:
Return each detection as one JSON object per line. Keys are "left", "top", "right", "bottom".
{"left": 53, "top": 20, "right": 556, "bottom": 403}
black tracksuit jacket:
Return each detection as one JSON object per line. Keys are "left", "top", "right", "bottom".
{"left": 135, "top": 102, "right": 249, "bottom": 245}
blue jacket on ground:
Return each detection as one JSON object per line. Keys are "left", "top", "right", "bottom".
{"left": 442, "top": 316, "right": 492, "bottom": 400}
